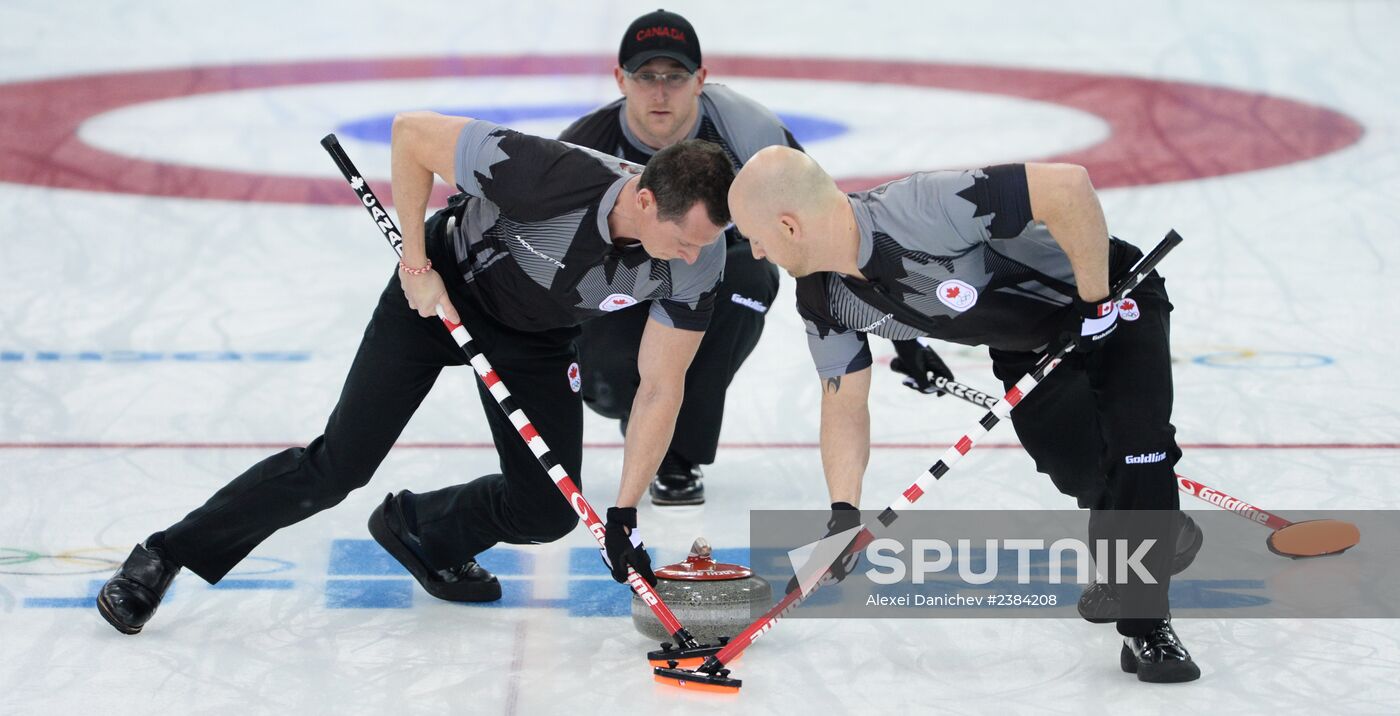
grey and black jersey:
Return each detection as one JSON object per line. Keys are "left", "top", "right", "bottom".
{"left": 796, "top": 165, "right": 1143, "bottom": 379}
{"left": 446, "top": 120, "right": 723, "bottom": 332}
{"left": 557, "top": 83, "right": 803, "bottom": 168}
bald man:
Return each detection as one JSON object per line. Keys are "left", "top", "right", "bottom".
{"left": 730, "top": 147, "right": 1202, "bottom": 684}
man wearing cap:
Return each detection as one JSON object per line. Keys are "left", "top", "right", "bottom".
{"left": 560, "top": 9, "right": 954, "bottom": 506}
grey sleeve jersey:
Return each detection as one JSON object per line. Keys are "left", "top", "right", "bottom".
{"left": 697, "top": 84, "right": 800, "bottom": 164}
{"left": 796, "top": 274, "right": 874, "bottom": 380}
{"left": 445, "top": 119, "right": 721, "bottom": 332}
{"left": 799, "top": 166, "right": 1117, "bottom": 379}
{"left": 798, "top": 171, "right": 992, "bottom": 379}
{"left": 650, "top": 240, "right": 724, "bottom": 329}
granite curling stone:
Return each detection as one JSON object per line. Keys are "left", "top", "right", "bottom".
{"left": 631, "top": 538, "right": 771, "bottom": 644}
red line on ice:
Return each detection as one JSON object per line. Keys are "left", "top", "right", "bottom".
{"left": 2, "top": 442, "right": 1396, "bottom": 450}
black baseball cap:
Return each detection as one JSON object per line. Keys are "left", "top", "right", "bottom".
{"left": 619, "top": 9, "right": 701, "bottom": 73}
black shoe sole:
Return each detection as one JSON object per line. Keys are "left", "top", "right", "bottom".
{"left": 367, "top": 495, "right": 502, "bottom": 603}
{"left": 1080, "top": 515, "right": 1205, "bottom": 624}
{"left": 1079, "top": 604, "right": 1118, "bottom": 624}
{"left": 648, "top": 479, "right": 705, "bottom": 506}
{"left": 649, "top": 492, "right": 705, "bottom": 506}
{"left": 1120, "top": 643, "right": 1201, "bottom": 683}
{"left": 1173, "top": 514, "right": 1204, "bottom": 575}
{"left": 95, "top": 593, "right": 142, "bottom": 635}
{"left": 1078, "top": 585, "right": 1119, "bottom": 624}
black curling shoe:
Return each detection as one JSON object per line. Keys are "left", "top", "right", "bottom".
{"left": 1078, "top": 582, "right": 1121, "bottom": 624}
{"left": 1170, "top": 512, "right": 1205, "bottom": 574}
{"left": 648, "top": 451, "right": 705, "bottom": 506}
{"left": 1078, "top": 512, "right": 1204, "bottom": 623}
{"left": 368, "top": 491, "right": 501, "bottom": 602}
{"left": 1121, "top": 618, "right": 1201, "bottom": 683}
{"left": 96, "top": 539, "right": 181, "bottom": 635}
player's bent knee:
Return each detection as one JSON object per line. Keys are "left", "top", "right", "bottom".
{"left": 522, "top": 511, "right": 578, "bottom": 544}
{"left": 317, "top": 468, "right": 375, "bottom": 502}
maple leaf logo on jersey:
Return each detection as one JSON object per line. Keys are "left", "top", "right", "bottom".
{"left": 936, "top": 280, "right": 978, "bottom": 312}
{"left": 567, "top": 362, "right": 582, "bottom": 393}
{"left": 599, "top": 293, "right": 638, "bottom": 311}
{"left": 953, "top": 171, "right": 1026, "bottom": 239}
{"left": 1117, "top": 298, "right": 1140, "bottom": 321}
{"left": 868, "top": 231, "right": 955, "bottom": 303}
{"left": 350, "top": 176, "right": 364, "bottom": 191}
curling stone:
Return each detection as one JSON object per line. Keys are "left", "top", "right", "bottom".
{"left": 631, "top": 538, "right": 770, "bottom": 644}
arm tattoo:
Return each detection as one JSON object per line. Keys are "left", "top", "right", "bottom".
{"left": 824, "top": 376, "right": 842, "bottom": 394}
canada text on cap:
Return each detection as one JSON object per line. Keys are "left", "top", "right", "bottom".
{"left": 619, "top": 9, "right": 701, "bottom": 73}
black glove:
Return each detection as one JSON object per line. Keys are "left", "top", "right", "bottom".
{"left": 785, "top": 502, "right": 864, "bottom": 595}
{"left": 890, "top": 340, "right": 954, "bottom": 395}
{"left": 600, "top": 507, "right": 657, "bottom": 586}
{"left": 1067, "top": 295, "right": 1119, "bottom": 352}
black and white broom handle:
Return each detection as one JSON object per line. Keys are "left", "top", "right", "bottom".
{"left": 693, "top": 231, "right": 1183, "bottom": 674}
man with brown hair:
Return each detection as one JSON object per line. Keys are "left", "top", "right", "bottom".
{"left": 96, "top": 113, "right": 736, "bottom": 632}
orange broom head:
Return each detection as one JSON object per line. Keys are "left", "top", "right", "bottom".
{"left": 653, "top": 666, "right": 742, "bottom": 693}
{"left": 1267, "top": 519, "right": 1361, "bottom": 558}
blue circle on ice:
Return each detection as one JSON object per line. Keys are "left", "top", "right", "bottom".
{"left": 336, "top": 105, "right": 848, "bottom": 145}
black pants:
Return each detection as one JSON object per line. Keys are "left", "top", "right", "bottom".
{"left": 990, "top": 272, "right": 1180, "bottom": 634}
{"left": 577, "top": 240, "right": 779, "bottom": 466}
{"left": 165, "top": 213, "right": 583, "bottom": 584}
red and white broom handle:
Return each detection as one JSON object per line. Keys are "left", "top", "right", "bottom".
{"left": 1174, "top": 475, "right": 1292, "bottom": 530}
{"left": 320, "top": 134, "right": 700, "bottom": 648}
{"left": 927, "top": 378, "right": 1296, "bottom": 532}
{"left": 696, "top": 231, "right": 1184, "bottom": 673}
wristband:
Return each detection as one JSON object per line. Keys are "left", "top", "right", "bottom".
{"left": 399, "top": 258, "right": 433, "bottom": 276}
{"left": 1074, "top": 296, "right": 1118, "bottom": 336}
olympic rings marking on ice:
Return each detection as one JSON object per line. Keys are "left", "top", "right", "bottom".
{"left": 0, "top": 547, "right": 124, "bottom": 575}
{"left": 0, "top": 547, "right": 297, "bottom": 576}
{"left": 871, "top": 348, "right": 1335, "bottom": 372}
{"left": 0, "top": 548, "right": 43, "bottom": 568}
{"left": 1192, "top": 351, "right": 1335, "bottom": 370}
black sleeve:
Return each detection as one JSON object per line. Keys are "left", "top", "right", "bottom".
{"left": 794, "top": 275, "right": 842, "bottom": 338}
{"left": 953, "top": 163, "right": 1033, "bottom": 240}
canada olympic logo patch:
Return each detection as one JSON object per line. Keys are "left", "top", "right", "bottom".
{"left": 600, "top": 293, "right": 638, "bottom": 311}
{"left": 937, "top": 279, "right": 978, "bottom": 312}
{"left": 567, "top": 362, "right": 581, "bottom": 393}
{"left": 1117, "top": 298, "right": 1141, "bottom": 321}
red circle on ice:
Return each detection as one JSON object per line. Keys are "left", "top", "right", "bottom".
{"left": 0, "top": 55, "right": 1363, "bottom": 205}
